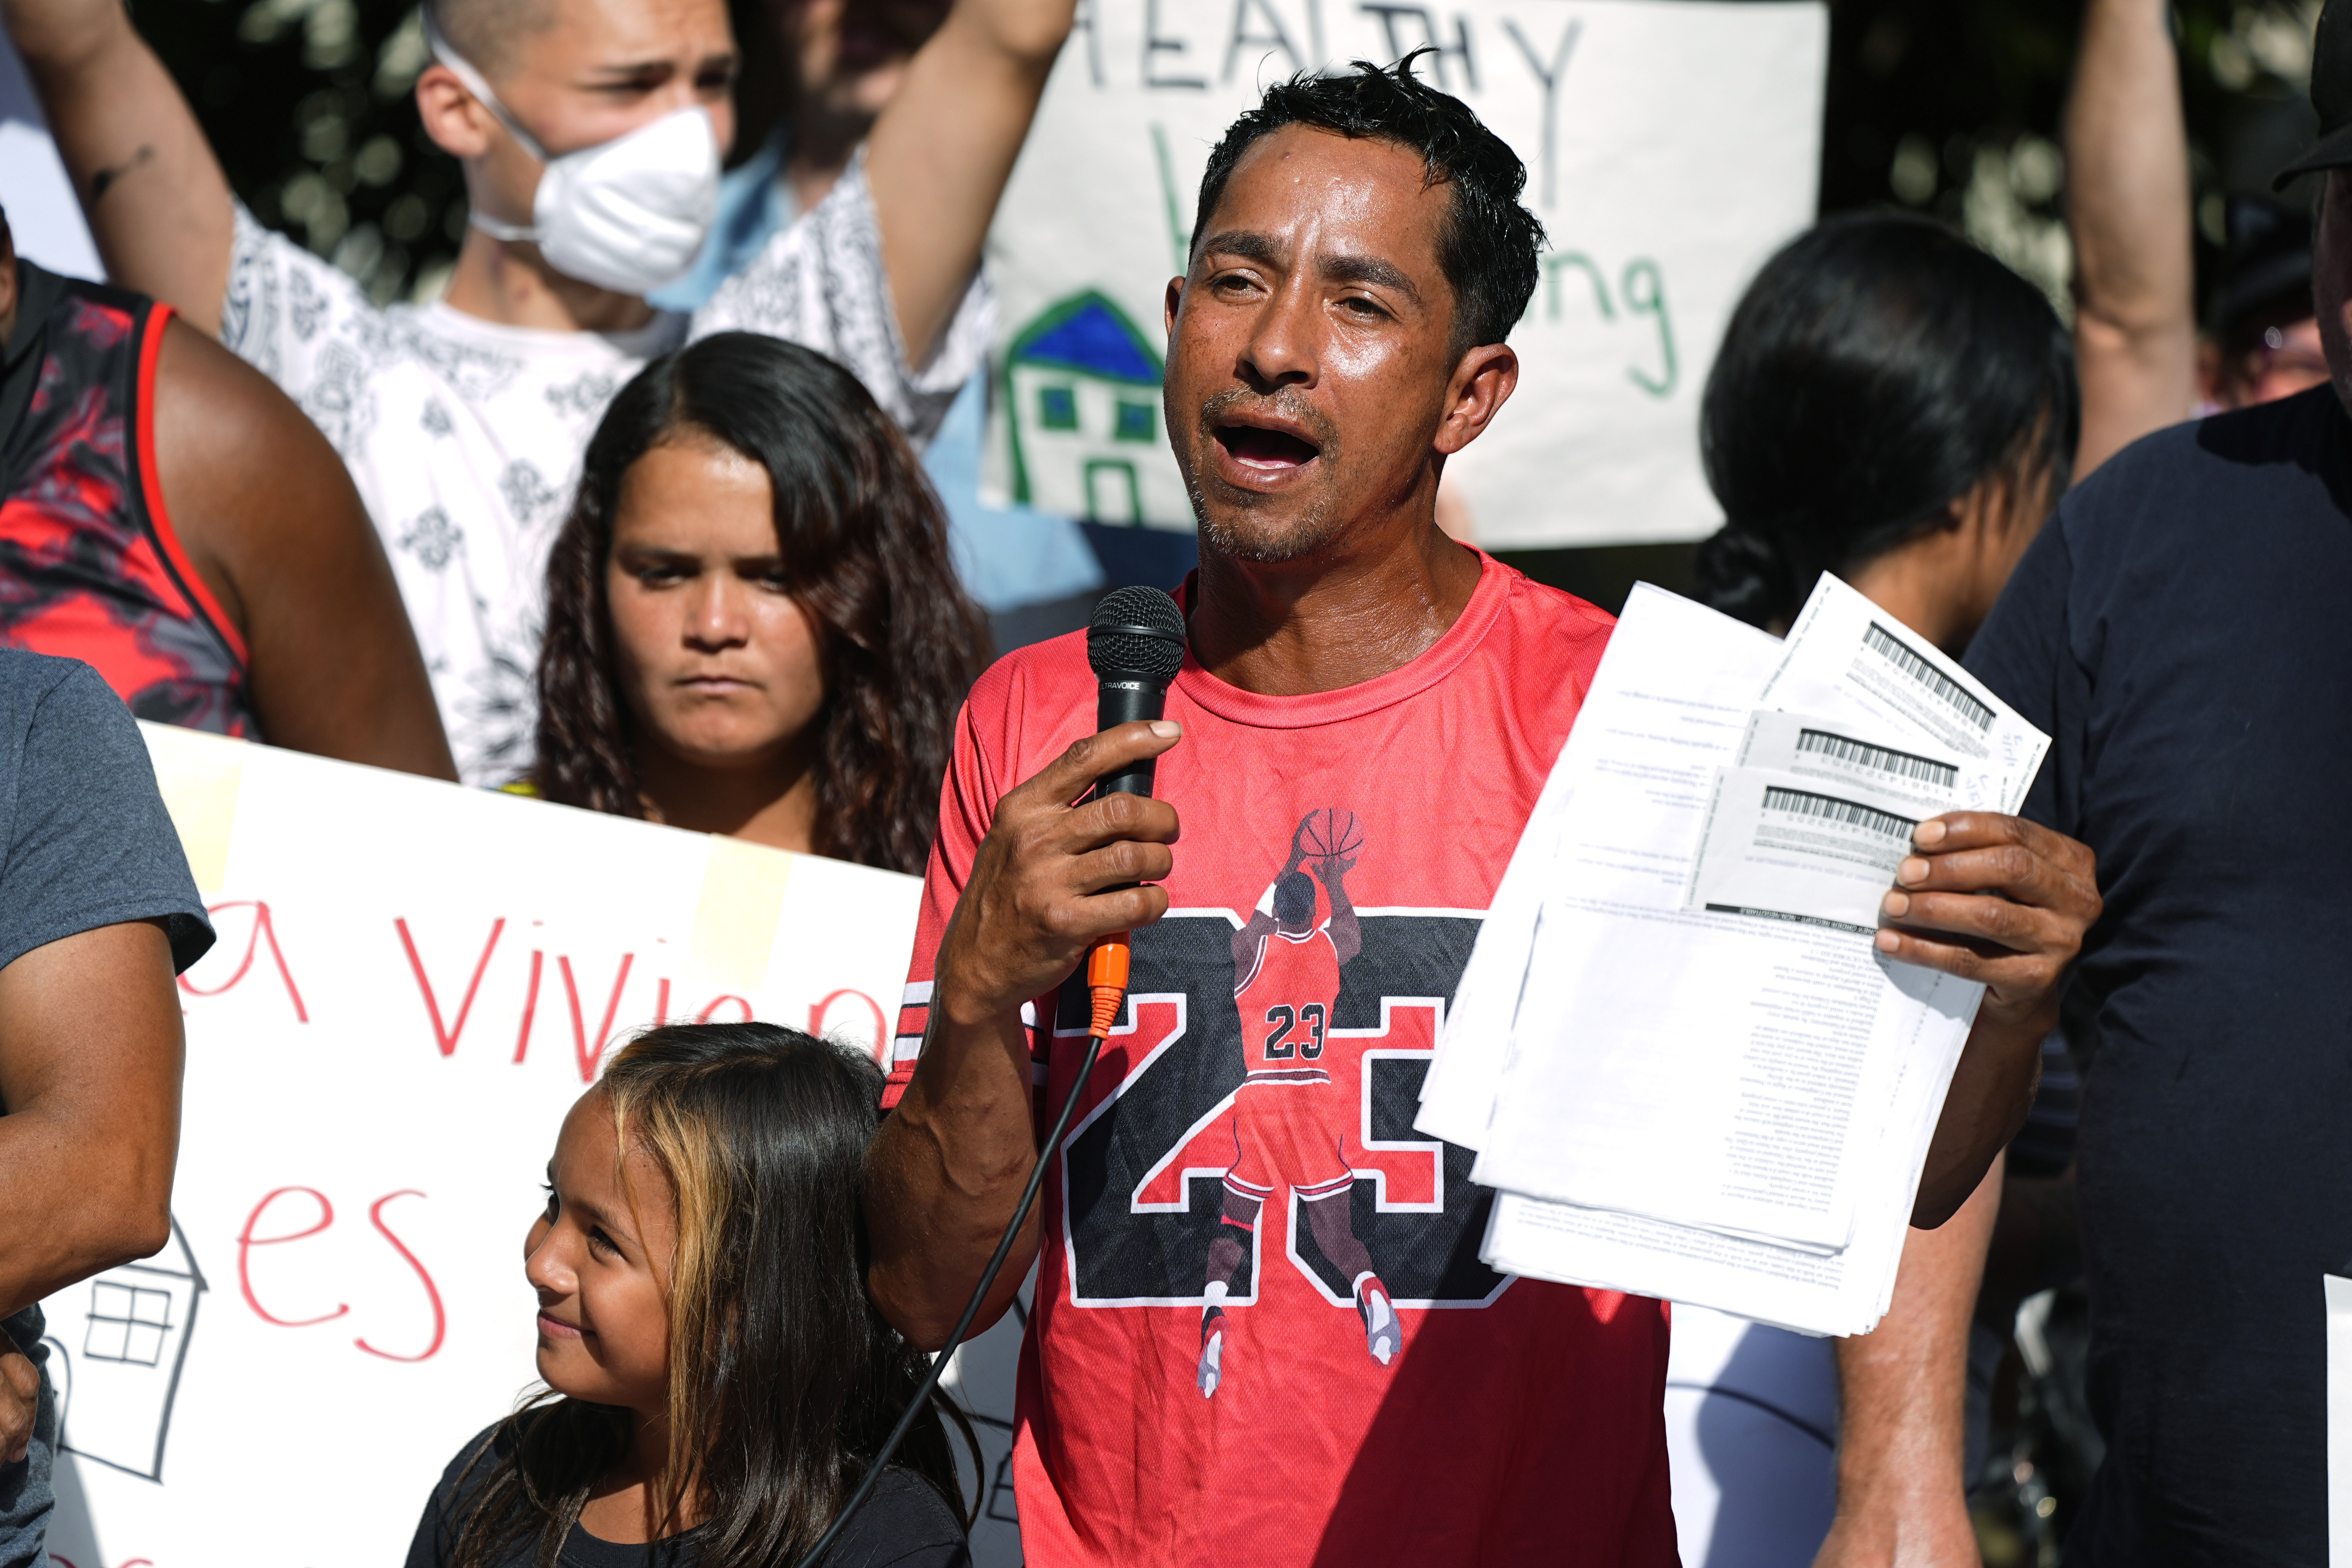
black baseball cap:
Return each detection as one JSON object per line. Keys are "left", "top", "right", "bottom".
{"left": 2278, "top": 0, "right": 2352, "bottom": 187}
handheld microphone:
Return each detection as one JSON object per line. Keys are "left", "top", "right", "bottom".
{"left": 1087, "top": 585, "right": 1188, "bottom": 801}
{"left": 793, "top": 588, "right": 1183, "bottom": 1568}
{"left": 1083, "top": 586, "right": 1182, "bottom": 1030}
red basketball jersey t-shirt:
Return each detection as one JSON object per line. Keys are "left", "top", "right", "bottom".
{"left": 886, "top": 558, "right": 1677, "bottom": 1567}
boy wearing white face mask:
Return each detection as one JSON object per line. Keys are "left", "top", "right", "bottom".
{"left": 1, "top": 0, "right": 1068, "bottom": 784}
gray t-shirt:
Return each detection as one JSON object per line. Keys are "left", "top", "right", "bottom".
{"left": 0, "top": 649, "right": 212, "bottom": 1562}
{"left": 0, "top": 650, "right": 212, "bottom": 977}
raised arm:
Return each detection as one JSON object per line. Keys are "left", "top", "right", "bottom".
{"left": 1234, "top": 822, "right": 1313, "bottom": 973}
{"left": 1317, "top": 853, "right": 1361, "bottom": 966}
{"left": 2, "top": 0, "right": 234, "bottom": 331}
{"left": 861, "top": 0, "right": 1076, "bottom": 365}
{"left": 1232, "top": 907, "right": 1275, "bottom": 978}
{"left": 154, "top": 317, "right": 457, "bottom": 778}
{"left": 867, "top": 722, "right": 1180, "bottom": 1350}
{"left": 2066, "top": 0, "right": 2197, "bottom": 478}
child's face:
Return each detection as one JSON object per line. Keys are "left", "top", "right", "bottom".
{"left": 525, "top": 1090, "right": 677, "bottom": 1416}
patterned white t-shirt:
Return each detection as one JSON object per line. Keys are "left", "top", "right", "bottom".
{"left": 219, "top": 160, "right": 988, "bottom": 784}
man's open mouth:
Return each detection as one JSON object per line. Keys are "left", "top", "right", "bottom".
{"left": 1214, "top": 421, "right": 1322, "bottom": 472}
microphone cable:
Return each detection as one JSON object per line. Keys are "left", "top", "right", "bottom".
{"left": 797, "top": 587, "right": 1182, "bottom": 1567}
{"left": 793, "top": 935, "right": 1128, "bottom": 1568}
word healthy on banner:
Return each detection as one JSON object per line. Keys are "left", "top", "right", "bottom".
{"left": 981, "top": 0, "right": 1827, "bottom": 550}
{"left": 35, "top": 727, "right": 1026, "bottom": 1568}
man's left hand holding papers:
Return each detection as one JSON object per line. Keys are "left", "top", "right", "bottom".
{"left": 1884, "top": 811, "right": 2100, "bottom": 1226}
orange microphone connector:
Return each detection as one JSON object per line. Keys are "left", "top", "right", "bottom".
{"left": 1086, "top": 932, "right": 1131, "bottom": 1039}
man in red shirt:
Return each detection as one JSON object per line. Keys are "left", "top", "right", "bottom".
{"left": 867, "top": 60, "right": 2095, "bottom": 1566}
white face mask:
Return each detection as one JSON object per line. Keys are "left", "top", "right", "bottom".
{"left": 425, "top": 13, "right": 720, "bottom": 297}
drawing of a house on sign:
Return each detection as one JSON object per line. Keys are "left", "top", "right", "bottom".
{"left": 41, "top": 1217, "right": 205, "bottom": 1480}
{"left": 1004, "top": 292, "right": 1190, "bottom": 528}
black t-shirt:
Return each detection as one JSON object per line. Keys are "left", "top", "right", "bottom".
{"left": 1966, "top": 383, "right": 2352, "bottom": 1568}
{"left": 405, "top": 1419, "right": 972, "bottom": 1568}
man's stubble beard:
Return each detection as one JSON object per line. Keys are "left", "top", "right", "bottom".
{"left": 1188, "top": 479, "right": 1349, "bottom": 565}
{"left": 1183, "top": 391, "right": 1348, "bottom": 565}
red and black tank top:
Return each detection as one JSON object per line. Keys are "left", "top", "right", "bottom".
{"left": 0, "top": 261, "right": 253, "bottom": 737}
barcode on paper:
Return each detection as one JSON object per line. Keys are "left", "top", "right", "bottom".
{"left": 1762, "top": 785, "right": 1917, "bottom": 841}
{"left": 1795, "top": 729, "right": 1958, "bottom": 791}
{"left": 1862, "top": 622, "right": 1993, "bottom": 732}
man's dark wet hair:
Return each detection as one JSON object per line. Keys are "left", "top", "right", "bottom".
{"left": 1191, "top": 53, "right": 1545, "bottom": 355}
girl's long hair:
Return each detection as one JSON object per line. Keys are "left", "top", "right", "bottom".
{"left": 440, "top": 1024, "right": 973, "bottom": 1568}
{"left": 534, "top": 332, "right": 987, "bottom": 874}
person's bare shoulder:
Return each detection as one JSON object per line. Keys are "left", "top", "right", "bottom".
{"left": 146, "top": 312, "right": 457, "bottom": 780}
{"left": 152, "top": 314, "right": 352, "bottom": 521}
{"left": 148, "top": 312, "right": 364, "bottom": 620}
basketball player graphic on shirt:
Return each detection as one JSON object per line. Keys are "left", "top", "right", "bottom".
{"left": 1196, "top": 808, "right": 1400, "bottom": 1399}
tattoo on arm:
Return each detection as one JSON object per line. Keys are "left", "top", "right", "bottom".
{"left": 91, "top": 145, "right": 158, "bottom": 203}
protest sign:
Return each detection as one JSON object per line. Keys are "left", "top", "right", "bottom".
{"left": 980, "top": 0, "right": 1827, "bottom": 550}
{"left": 37, "top": 726, "right": 1022, "bottom": 1568}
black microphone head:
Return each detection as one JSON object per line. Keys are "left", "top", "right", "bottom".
{"left": 1087, "top": 586, "right": 1187, "bottom": 683}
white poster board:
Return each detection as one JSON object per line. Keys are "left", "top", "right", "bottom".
{"left": 35, "top": 726, "right": 1023, "bottom": 1568}
{"left": 981, "top": 0, "right": 1826, "bottom": 549}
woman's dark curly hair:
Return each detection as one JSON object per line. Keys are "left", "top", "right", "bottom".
{"left": 534, "top": 332, "right": 987, "bottom": 874}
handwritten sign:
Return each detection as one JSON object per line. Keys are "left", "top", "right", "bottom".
{"left": 36, "top": 726, "right": 1024, "bottom": 1567}
{"left": 979, "top": 0, "right": 1826, "bottom": 549}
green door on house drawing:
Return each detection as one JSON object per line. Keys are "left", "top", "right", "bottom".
{"left": 1004, "top": 292, "right": 1191, "bottom": 529}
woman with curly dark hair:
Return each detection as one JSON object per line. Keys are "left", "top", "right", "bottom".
{"left": 529, "top": 332, "right": 987, "bottom": 873}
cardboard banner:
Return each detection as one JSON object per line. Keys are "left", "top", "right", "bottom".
{"left": 35, "top": 726, "right": 1023, "bottom": 1567}
{"left": 980, "top": 0, "right": 1826, "bottom": 550}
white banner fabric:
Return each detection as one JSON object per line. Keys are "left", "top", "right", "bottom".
{"left": 980, "top": 0, "right": 1827, "bottom": 550}
{"left": 34, "top": 726, "right": 1023, "bottom": 1568}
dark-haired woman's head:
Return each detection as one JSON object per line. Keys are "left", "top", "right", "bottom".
{"left": 535, "top": 332, "right": 987, "bottom": 873}
{"left": 445, "top": 1023, "right": 968, "bottom": 1567}
{"left": 1694, "top": 213, "right": 2078, "bottom": 647}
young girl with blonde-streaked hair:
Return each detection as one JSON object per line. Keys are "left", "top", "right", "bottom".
{"left": 403, "top": 1023, "right": 973, "bottom": 1567}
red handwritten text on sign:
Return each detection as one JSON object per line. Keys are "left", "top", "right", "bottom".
{"left": 181, "top": 900, "right": 307, "bottom": 1021}
{"left": 397, "top": 918, "right": 787, "bottom": 1075}
{"left": 236, "top": 1185, "right": 446, "bottom": 1361}
{"left": 808, "top": 988, "right": 888, "bottom": 1063}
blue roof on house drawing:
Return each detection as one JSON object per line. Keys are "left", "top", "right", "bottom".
{"left": 1008, "top": 292, "right": 1162, "bottom": 385}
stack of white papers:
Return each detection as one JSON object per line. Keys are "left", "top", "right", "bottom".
{"left": 1418, "top": 577, "right": 2049, "bottom": 1336}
